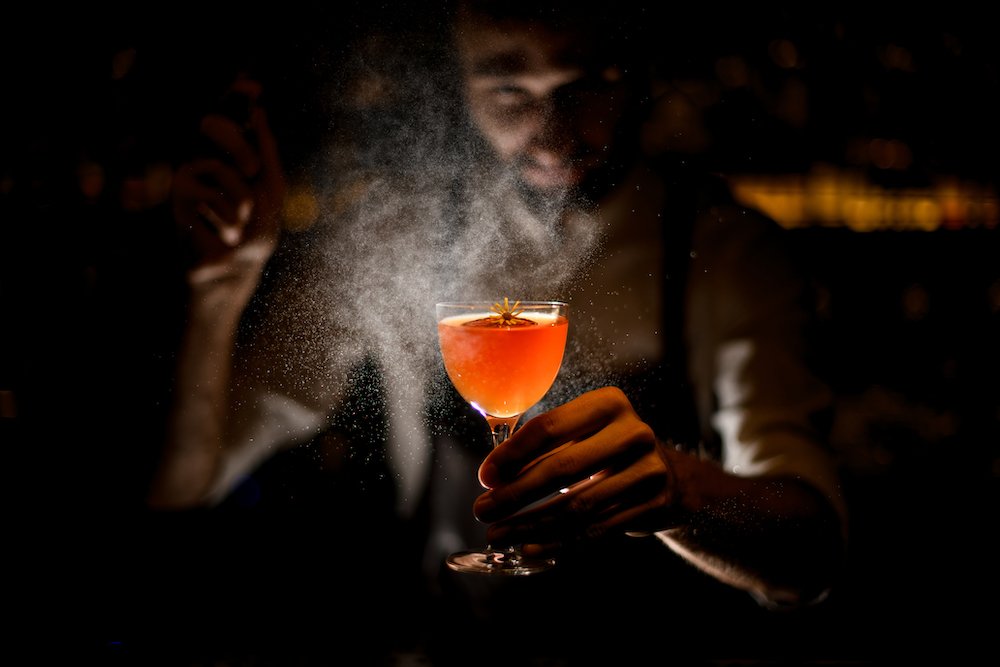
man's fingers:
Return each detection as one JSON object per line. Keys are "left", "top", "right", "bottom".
{"left": 176, "top": 159, "right": 255, "bottom": 246}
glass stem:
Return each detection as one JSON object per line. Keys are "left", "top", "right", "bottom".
{"left": 486, "top": 415, "right": 522, "bottom": 567}
{"left": 490, "top": 421, "right": 511, "bottom": 448}
{"left": 487, "top": 415, "right": 521, "bottom": 449}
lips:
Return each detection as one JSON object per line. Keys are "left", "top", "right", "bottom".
{"left": 521, "top": 161, "right": 582, "bottom": 190}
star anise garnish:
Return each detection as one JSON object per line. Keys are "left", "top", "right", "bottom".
{"left": 464, "top": 297, "right": 537, "bottom": 327}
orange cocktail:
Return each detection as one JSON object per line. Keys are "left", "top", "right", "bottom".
{"left": 437, "top": 309, "right": 568, "bottom": 419}
{"left": 435, "top": 299, "right": 568, "bottom": 575}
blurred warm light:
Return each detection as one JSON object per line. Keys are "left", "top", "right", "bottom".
{"left": 768, "top": 39, "right": 800, "bottom": 69}
{"left": 729, "top": 165, "right": 999, "bottom": 231}
{"left": 911, "top": 198, "right": 940, "bottom": 232}
{"left": 145, "top": 163, "right": 173, "bottom": 206}
{"left": 878, "top": 43, "right": 915, "bottom": 72}
{"left": 77, "top": 160, "right": 105, "bottom": 201}
{"left": 283, "top": 185, "right": 320, "bottom": 231}
{"left": 715, "top": 55, "right": 750, "bottom": 88}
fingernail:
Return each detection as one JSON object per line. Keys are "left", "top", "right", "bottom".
{"left": 220, "top": 226, "right": 242, "bottom": 246}
{"left": 478, "top": 461, "right": 497, "bottom": 488}
{"left": 237, "top": 199, "right": 253, "bottom": 223}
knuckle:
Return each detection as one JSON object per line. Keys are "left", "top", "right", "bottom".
{"left": 598, "top": 385, "right": 628, "bottom": 407}
{"left": 621, "top": 420, "right": 656, "bottom": 456}
{"left": 532, "top": 411, "right": 559, "bottom": 439}
{"left": 630, "top": 419, "right": 656, "bottom": 445}
{"left": 550, "top": 447, "right": 582, "bottom": 478}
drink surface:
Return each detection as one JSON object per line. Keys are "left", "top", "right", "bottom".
{"left": 437, "top": 312, "right": 568, "bottom": 419}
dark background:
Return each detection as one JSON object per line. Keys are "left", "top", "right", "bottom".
{"left": 2, "top": 2, "right": 997, "bottom": 664}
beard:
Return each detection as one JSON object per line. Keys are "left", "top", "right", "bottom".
{"left": 510, "top": 163, "right": 594, "bottom": 220}
{"left": 508, "top": 140, "right": 641, "bottom": 216}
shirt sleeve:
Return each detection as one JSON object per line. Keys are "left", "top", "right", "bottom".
{"left": 685, "top": 199, "right": 848, "bottom": 533}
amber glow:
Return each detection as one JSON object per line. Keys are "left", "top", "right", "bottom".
{"left": 728, "top": 166, "right": 999, "bottom": 232}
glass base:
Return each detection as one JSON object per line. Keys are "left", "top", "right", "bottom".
{"left": 446, "top": 548, "right": 556, "bottom": 576}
